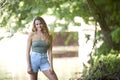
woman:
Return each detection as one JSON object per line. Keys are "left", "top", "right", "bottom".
{"left": 26, "top": 16, "right": 58, "bottom": 80}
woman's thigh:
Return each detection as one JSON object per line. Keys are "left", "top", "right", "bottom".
{"left": 42, "top": 70, "right": 58, "bottom": 80}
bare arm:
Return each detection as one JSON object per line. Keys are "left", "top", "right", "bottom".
{"left": 48, "top": 35, "right": 53, "bottom": 69}
{"left": 26, "top": 33, "right": 32, "bottom": 68}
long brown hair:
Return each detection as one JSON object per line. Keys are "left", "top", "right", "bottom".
{"left": 32, "top": 16, "right": 51, "bottom": 45}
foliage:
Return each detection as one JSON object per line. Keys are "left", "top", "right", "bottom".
{"left": 0, "top": 0, "right": 88, "bottom": 44}
{"left": 87, "top": 0, "right": 120, "bottom": 50}
{"left": 0, "top": 0, "right": 120, "bottom": 48}
{"left": 81, "top": 50, "right": 120, "bottom": 80}
{"left": 64, "top": 32, "right": 78, "bottom": 45}
{"left": 0, "top": 0, "right": 89, "bottom": 32}
{"left": 112, "top": 27, "right": 120, "bottom": 43}
{"left": 96, "top": 42, "right": 111, "bottom": 56}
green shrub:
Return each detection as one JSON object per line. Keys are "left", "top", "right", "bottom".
{"left": 81, "top": 50, "right": 120, "bottom": 80}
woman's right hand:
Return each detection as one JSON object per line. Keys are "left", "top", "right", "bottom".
{"left": 27, "top": 66, "right": 33, "bottom": 74}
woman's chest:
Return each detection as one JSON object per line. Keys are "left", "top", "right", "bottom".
{"left": 32, "top": 34, "right": 45, "bottom": 41}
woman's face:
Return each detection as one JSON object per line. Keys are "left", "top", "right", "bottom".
{"left": 35, "top": 20, "right": 43, "bottom": 31}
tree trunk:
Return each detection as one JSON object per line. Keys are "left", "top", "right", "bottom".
{"left": 87, "top": 0, "right": 114, "bottom": 49}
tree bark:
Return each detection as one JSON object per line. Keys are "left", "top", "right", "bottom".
{"left": 87, "top": 0, "right": 114, "bottom": 49}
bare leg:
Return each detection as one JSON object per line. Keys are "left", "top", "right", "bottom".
{"left": 42, "top": 70, "right": 58, "bottom": 80}
{"left": 29, "top": 72, "right": 38, "bottom": 80}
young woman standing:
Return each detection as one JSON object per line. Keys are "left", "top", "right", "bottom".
{"left": 26, "top": 16, "right": 58, "bottom": 80}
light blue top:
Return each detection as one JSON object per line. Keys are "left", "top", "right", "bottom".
{"left": 32, "top": 40, "right": 49, "bottom": 53}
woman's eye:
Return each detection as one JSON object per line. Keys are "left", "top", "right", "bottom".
{"left": 36, "top": 24, "right": 39, "bottom": 25}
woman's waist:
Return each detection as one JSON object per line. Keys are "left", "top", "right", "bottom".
{"left": 30, "top": 51, "right": 48, "bottom": 59}
{"left": 32, "top": 48, "right": 47, "bottom": 53}
{"left": 31, "top": 50, "right": 47, "bottom": 54}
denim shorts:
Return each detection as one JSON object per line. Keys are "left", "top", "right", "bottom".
{"left": 30, "top": 51, "right": 50, "bottom": 72}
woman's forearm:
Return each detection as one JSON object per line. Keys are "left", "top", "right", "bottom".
{"left": 48, "top": 35, "right": 54, "bottom": 69}
{"left": 26, "top": 35, "right": 32, "bottom": 67}
{"left": 49, "top": 52, "right": 53, "bottom": 68}
{"left": 26, "top": 52, "right": 31, "bottom": 67}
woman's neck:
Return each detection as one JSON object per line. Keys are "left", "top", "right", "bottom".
{"left": 37, "top": 30, "right": 42, "bottom": 34}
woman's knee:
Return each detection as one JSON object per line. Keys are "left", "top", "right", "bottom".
{"left": 29, "top": 73, "right": 38, "bottom": 80}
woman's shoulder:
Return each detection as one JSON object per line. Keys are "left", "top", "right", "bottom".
{"left": 30, "top": 32, "right": 36, "bottom": 35}
{"left": 28, "top": 32, "right": 35, "bottom": 38}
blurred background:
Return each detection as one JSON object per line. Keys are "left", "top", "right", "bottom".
{"left": 0, "top": 0, "right": 120, "bottom": 80}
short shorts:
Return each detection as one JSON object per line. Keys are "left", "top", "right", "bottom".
{"left": 30, "top": 51, "right": 50, "bottom": 72}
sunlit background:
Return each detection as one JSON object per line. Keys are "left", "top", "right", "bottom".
{"left": 1, "top": 0, "right": 120, "bottom": 80}
{"left": 0, "top": 16, "right": 99, "bottom": 80}
{"left": 0, "top": 32, "right": 81, "bottom": 80}
{"left": 0, "top": 1, "right": 100, "bottom": 79}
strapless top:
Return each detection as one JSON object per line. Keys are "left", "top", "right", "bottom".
{"left": 32, "top": 40, "right": 49, "bottom": 53}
